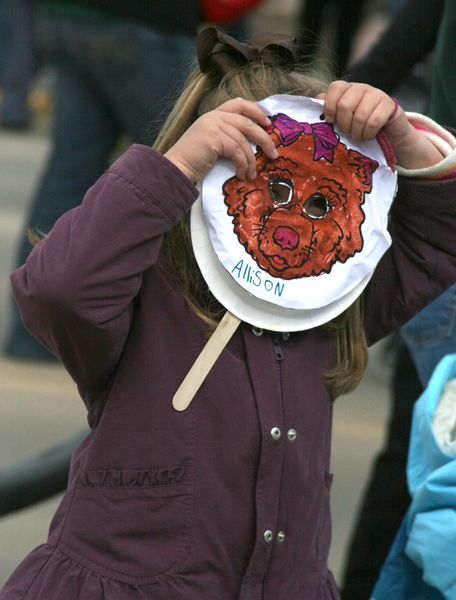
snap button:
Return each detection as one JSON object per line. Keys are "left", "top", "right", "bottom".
{"left": 252, "top": 327, "right": 263, "bottom": 336}
{"left": 264, "top": 530, "right": 273, "bottom": 544}
{"left": 271, "top": 427, "right": 281, "bottom": 441}
{"left": 277, "top": 530, "right": 286, "bottom": 543}
{"left": 287, "top": 428, "right": 297, "bottom": 441}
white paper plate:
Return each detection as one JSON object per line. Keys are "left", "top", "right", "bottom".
{"left": 191, "top": 196, "right": 372, "bottom": 331}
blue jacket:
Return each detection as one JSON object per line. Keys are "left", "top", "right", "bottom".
{"left": 372, "top": 353, "right": 456, "bottom": 599}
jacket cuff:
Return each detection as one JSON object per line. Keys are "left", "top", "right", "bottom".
{"left": 396, "top": 113, "right": 456, "bottom": 179}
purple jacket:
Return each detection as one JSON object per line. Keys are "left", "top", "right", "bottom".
{"left": 2, "top": 145, "right": 456, "bottom": 600}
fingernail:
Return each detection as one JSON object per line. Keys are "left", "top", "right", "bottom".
{"left": 272, "top": 149, "right": 279, "bottom": 158}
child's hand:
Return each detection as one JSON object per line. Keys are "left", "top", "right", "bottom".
{"left": 319, "top": 81, "right": 444, "bottom": 169}
{"left": 164, "top": 98, "right": 278, "bottom": 184}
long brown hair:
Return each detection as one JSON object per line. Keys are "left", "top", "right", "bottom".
{"left": 155, "top": 62, "right": 368, "bottom": 399}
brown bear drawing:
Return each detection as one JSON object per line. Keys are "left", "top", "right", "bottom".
{"left": 223, "top": 112, "right": 379, "bottom": 279}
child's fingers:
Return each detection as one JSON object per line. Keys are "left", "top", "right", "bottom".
{"left": 223, "top": 112, "right": 278, "bottom": 162}
{"left": 331, "top": 85, "right": 368, "bottom": 134}
{"left": 218, "top": 99, "right": 280, "bottom": 160}
{"left": 219, "top": 123, "right": 257, "bottom": 179}
{"left": 324, "top": 82, "right": 398, "bottom": 141}
{"left": 218, "top": 97, "right": 271, "bottom": 128}
{"left": 350, "top": 95, "right": 383, "bottom": 140}
{"left": 322, "top": 80, "right": 353, "bottom": 124}
{"left": 360, "top": 97, "right": 394, "bottom": 139}
{"left": 220, "top": 136, "right": 249, "bottom": 180}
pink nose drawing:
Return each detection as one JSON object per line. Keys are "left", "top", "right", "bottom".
{"left": 273, "top": 226, "right": 300, "bottom": 250}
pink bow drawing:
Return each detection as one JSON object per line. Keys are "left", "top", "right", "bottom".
{"left": 271, "top": 113, "right": 340, "bottom": 162}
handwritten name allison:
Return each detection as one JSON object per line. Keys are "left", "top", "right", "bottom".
{"left": 231, "top": 259, "right": 285, "bottom": 297}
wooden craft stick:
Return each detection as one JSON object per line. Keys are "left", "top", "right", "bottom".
{"left": 172, "top": 311, "right": 241, "bottom": 412}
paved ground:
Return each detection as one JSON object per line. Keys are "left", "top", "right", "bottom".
{"left": 0, "top": 122, "right": 394, "bottom": 589}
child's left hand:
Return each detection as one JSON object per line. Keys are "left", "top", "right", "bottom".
{"left": 319, "top": 81, "right": 444, "bottom": 169}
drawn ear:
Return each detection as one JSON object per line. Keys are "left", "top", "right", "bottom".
{"left": 223, "top": 149, "right": 269, "bottom": 216}
{"left": 348, "top": 149, "right": 378, "bottom": 191}
{"left": 222, "top": 176, "right": 243, "bottom": 215}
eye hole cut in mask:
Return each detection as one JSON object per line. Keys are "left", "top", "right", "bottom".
{"left": 269, "top": 178, "right": 293, "bottom": 206}
{"left": 223, "top": 112, "right": 379, "bottom": 280}
{"left": 304, "top": 192, "right": 331, "bottom": 219}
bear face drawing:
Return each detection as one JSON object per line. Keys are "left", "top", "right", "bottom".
{"left": 223, "top": 113, "right": 379, "bottom": 280}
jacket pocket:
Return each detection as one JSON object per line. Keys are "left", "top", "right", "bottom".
{"left": 59, "top": 463, "right": 194, "bottom": 583}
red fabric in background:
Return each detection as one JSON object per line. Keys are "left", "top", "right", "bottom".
{"left": 202, "top": 0, "right": 264, "bottom": 24}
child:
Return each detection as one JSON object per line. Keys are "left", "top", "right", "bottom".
{"left": 2, "top": 27, "right": 456, "bottom": 600}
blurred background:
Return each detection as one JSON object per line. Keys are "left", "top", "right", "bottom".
{"left": 0, "top": 0, "right": 435, "bottom": 593}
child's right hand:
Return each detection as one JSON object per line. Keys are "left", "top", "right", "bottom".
{"left": 164, "top": 98, "right": 278, "bottom": 184}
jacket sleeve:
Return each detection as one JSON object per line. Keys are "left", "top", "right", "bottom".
{"left": 10, "top": 144, "right": 198, "bottom": 408}
{"left": 363, "top": 175, "right": 456, "bottom": 346}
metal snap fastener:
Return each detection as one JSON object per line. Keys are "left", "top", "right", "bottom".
{"left": 271, "top": 427, "right": 281, "bottom": 441}
{"left": 277, "top": 530, "right": 286, "bottom": 543}
{"left": 264, "top": 530, "right": 273, "bottom": 544}
{"left": 287, "top": 428, "right": 297, "bottom": 441}
{"left": 252, "top": 327, "right": 263, "bottom": 336}
{"left": 281, "top": 332, "right": 291, "bottom": 341}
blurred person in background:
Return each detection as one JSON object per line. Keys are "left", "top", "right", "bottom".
{"left": 0, "top": 0, "right": 37, "bottom": 129}
{"left": 345, "top": 0, "right": 442, "bottom": 109}
{"left": 339, "top": 1, "right": 456, "bottom": 597}
{"left": 0, "top": 1, "right": 6, "bottom": 67}
{"left": 297, "top": 0, "right": 370, "bottom": 77}
{"left": 4, "top": 0, "right": 199, "bottom": 361}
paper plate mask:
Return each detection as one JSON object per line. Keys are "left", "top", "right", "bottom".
{"left": 191, "top": 94, "right": 398, "bottom": 332}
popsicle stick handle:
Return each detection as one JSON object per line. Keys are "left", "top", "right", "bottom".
{"left": 172, "top": 311, "right": 241, "bottom": 412}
